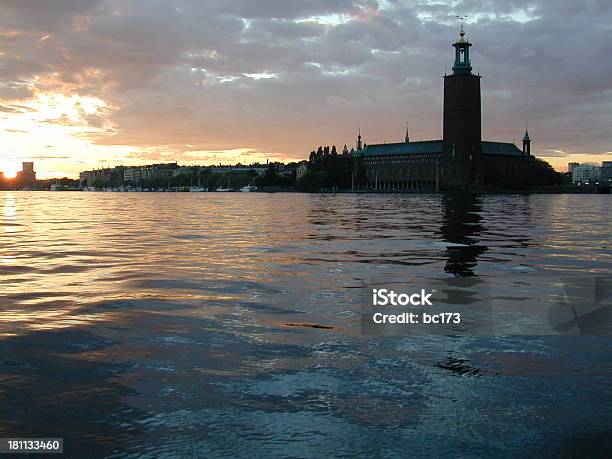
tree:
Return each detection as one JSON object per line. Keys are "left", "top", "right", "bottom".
{"left": 296, "top": 171, "right": 331, "bottom": 192}
{"left": 305, "top": 144, "right": 354, "bottom": 190}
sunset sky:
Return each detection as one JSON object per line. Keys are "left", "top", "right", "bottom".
{"left": 1, "top": 0, "right": 611, "bottom": 178}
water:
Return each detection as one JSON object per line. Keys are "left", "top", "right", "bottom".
{"left": 1, "top": 192, "right": 611, "bottom": 457}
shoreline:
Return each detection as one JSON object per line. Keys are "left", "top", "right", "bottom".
{"left": 6, "top": 186, "right": 610, "bottom": 195}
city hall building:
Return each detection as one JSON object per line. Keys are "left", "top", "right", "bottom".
{"left": 354, "top": 27, "right": 536, "bottom": 191}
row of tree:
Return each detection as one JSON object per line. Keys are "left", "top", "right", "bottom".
{"left": 298, "top": 145, "right": 355, "bottom": 191}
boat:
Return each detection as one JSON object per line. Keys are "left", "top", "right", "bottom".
{"left": 216, "top": 177, "right": 235, "bottom": 192}
{"left": 240, "top": 185, "right": 257, "bottom": 192}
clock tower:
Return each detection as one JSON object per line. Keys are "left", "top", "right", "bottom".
{"left": 442, "top": 26, "right": 482, "bottom": 187}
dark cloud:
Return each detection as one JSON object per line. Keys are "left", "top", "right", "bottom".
{"left": 0, "top": 0, "right": 610, "bottom": 166}
{"left": 0, "top": 0, "right": 103, "bottom": 31}
{"left": 0, "top": 81, "right": 34, "bottom": 101}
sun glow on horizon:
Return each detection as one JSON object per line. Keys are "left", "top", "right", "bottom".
{"left": 0, "top": 90, "right": 120, "bottom": 178}
{"left": 0, "top": 159, "right": 20, "bottom": 178}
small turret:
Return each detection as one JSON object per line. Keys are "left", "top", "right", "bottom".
{"left": 522, "top": 123, "right": 531, "bottom": 155}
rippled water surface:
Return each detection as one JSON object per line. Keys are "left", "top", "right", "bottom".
{"left": 1, "top": 192, "right": 611, "bottom": 457}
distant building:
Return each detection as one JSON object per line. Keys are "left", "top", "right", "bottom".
{"left": 16, "top": 162, "right": 36, "bottom": 187}
{"left": 568, "top": 162, "right": 579, "bottom": 174}
{"left": 123, "top": 163, "right": 178, "bottom": 184}
{"left": 207, "top": 165, "right": 266, "bottom": 175}
{"left": 296, "top": 162, "right": 308, "bottom": 180}
{"left": 600, "top": 161, "right": 612, "bottom": 184}
{"left": 274, "top": 162, "right": 297, "bottom": 177}
{"left": 79, "top": 170, "right": 99, "bottom": 188}
{"left": 122, "top": 167, "right": 140, "bottom": 183}
{"left": 572, "top": 164, "right": 600, "bottom": 184}
{"left": 172, "top": 165, "right": 267, "bottom": 177}
{"left": 172, "top": 167, "right": 197, "bottom": 177}
{"left": 80, "top": 166, "right": 126, "bottom": 188}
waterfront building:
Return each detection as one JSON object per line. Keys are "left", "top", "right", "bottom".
{"left": 296, "top": 162, "right": 308, "bottom": 180}
{"left": 568, "top": 162, "right": 580, "bottom": 174}
{"left": 600, "top": 161, "right": 612, "bottom": 185}
{"left": 123, "top": 163, "right": 178, "bottom": 184}
{"left": 79, "top": 166, "right": 125, "bottom": 188}
{"left": 207, "top": 165, "right": 267, "bottom": 175}
{"left": 572, "top": 164, "right": 600, "bottom": 184}
{"left": 16, "top": 162, "right": 36, "bottom": 187}
{"left": 79, "top": 170, "right": 94, "bottom": 188}
{"left": 352, "top": 27, "right": 546, "bottom": 191}
{"left": 172, "top": 166, "right": 197, "bottom": 177}
{"left": 172, "top": 164, "right": 269, "bottom": 177}
{"left": 122, "top": 167, "right": 139, "bottom": 183}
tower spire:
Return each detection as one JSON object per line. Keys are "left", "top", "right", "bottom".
{"left": 452, "top": 24, "right": 472, "bottom": 75}
{"left": 522, "top": 122, "right": 531, "bottom": 155}
{"left": 405, "top": 121, "right": 410, "bottom": 143}
{"left": 356, "top": 128, "right": 363, "bottom": 151}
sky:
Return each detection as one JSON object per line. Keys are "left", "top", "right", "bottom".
{"left": 0, "top": 0, "right": 611, "bottom": 178}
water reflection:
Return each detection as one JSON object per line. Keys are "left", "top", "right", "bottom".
{"left": 440, "top": 193, "right": 487, "bottom": 276}
{"left": 3, "top": 193, "right": 17, "bottom": 237}
{"left": 4, "top": 193, "right": 15, "bottom": 218}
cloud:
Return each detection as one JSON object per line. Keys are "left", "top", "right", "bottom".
{"left": 0, "top": 82, "right": 35, "bottom": 101}
{"left": 0, "top": 104, "right": 35, "bottom": 113}
{"left": 30, "top": 155, "right": 72, "bottom": 160}
{"left": 0, "top": 0, "right": 611, "bottom": 177}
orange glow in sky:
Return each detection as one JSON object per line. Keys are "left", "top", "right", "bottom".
{"left": 0, "top": 160, "right": 20, "bottom": 179}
